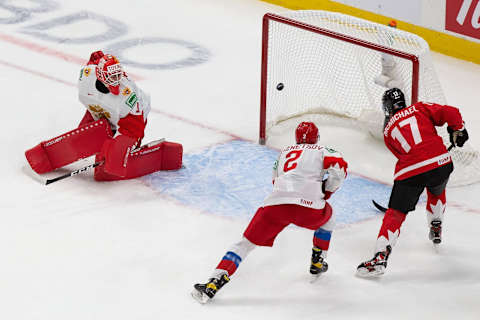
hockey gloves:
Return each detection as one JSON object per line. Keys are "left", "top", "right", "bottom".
{"left": 447, "top": 126, "right": 469, "bottom": 148}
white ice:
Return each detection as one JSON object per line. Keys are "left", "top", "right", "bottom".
{"left": 1, "top": 1, "right": 479, "bottom": 319}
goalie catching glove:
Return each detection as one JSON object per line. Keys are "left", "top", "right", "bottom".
{"left": 447, "top": 125, "right": 469, "bottom": 148}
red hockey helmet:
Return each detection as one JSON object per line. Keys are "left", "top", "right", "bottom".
{"left": 95, "top": 54, "right": 123, "bottom": 94}
{"left": 295, "top": 121, "right": 319, "bottom": 144}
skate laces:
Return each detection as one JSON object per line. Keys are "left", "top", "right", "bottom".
{"left": 431, "top": 220, "right": 442, "bottom": 234}
{"left": 365, "top": 245, "right": 391, "bottom": 267}
{"left": 207, "top": 274, "right": 230, "bottom": 293}
{"left": 311, "top": 247, "right": 325, "bottom": 267}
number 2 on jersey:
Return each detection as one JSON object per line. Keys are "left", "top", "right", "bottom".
{"left": 391, "top": 116, "right": 423, "bottom": 152}
{"left": 284, "top": 150, "right": 303, "bottom": 172}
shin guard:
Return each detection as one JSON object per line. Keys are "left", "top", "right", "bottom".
{"left": 25, "top": 120, "right": 112, "bottom": 174}
{"left": 94, "top": 140, "right": 183, "bottom": 181}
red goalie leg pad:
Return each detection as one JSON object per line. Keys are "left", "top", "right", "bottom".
{"left": 25, "top": 143, "right": 54, "bottom": 174}
{"left": 94, "top": 140, "right": 183, "bottom": 181}
{"left": 25, "top": 120, "right": 112, "bottom": 174}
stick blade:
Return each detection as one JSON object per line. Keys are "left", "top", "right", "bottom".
{"left": 372, "top": 200, "right": 387, "bottom": 212}
{"left": 22, "top": 165, "right": 47, "bottom": 185}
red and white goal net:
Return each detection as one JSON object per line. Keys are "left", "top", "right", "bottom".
{"left": 259, "top": 10, "right": 479, "bottom": 186}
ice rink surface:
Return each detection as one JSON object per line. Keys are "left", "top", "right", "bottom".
{"left": 1, "top": 1, "right": 479, "bottom": 319}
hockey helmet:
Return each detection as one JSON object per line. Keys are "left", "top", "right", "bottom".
{"left": 382, "top": 88, "right": 407, "bottom": 117}
{"left": 96, "top": 54, "right": 123, "bottom": 95}
{"left": 295, "top": 121, "right": 319, "bottom": 144}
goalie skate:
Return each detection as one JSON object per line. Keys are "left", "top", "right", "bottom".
{"left": 356, "top": 245, "right": 391, "bottom": 278}
{"left": 191, "top": 274, "right": 230, "bottom": 304}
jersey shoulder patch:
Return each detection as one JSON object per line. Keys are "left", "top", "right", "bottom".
{"left": 324, "top": 147, "right": 338, "bottom": 154}
{"left": 125, "top": 92, "right": 138, "bottom": 109}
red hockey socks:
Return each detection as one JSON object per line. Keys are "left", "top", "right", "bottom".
{"left": 216, "top": 251, "right": 243, "bottom": 277}
{"left": 375, "top": 208, "right": 406, "bottom": 253}
{"left": 313, "top": 228, "right": 332, "bottom": 251}
{"left": 426, "top": 189, "right": 446, "bottom": 224}
{"left": 213, "top": 237, "right": 256, "bottom": 278}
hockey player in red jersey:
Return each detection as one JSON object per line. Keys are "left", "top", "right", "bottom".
{"left": 191, "top": 122, "right": 348, "bottom": 303}
{"left": 25, "top": 51, "right": 182, "bottom": 181}
{"left": 356, "top": 88, "right": 469, "bottom": 277}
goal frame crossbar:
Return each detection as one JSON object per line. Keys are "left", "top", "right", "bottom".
{"left": 259, "top": 13, "right": 420, "bottom": 145}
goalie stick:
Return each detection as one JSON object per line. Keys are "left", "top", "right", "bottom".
{"left": 44, "top": 162, "right": 103, "bottom": 185}
{"left": 372, "top": 144, "right": 455, "bottom": 213}
{"left": 25, "top": 161, "right": 103, "bottom": 185}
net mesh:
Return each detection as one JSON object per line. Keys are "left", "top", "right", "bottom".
{"left": 263, "top": 10, "right": 479, "bottom": 186}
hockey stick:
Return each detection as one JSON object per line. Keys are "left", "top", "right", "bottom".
{"left": 372, "top": 200, "right": 387, "bottom": 213}
{"left": 372, "top": 144, "right": 455, "bottom": 212}
{"left": 44, "top": 161, "right": 103, "bottom": 185}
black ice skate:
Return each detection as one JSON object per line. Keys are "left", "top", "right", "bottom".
{"left": 191, "top": 273, "right": 230, "bottom": 304}
{"left": 429, "top": 220, "right": 442, "bottom": 244}
{"left": 310, "top": 247, "right": 328, "bottom": 280}
{"left": 356, "top": 245, "right": 392, "bottom": 278}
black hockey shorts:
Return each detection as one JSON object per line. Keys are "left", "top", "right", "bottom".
{"left": 388, "top": 163, "right": 453, "bottom": 214}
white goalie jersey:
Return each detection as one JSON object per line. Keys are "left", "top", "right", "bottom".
{"left": 78, "top": 64, "right": 151, "bottom": 133}
{"left": 263, "top": 144, "right": 348, "bottom": 209}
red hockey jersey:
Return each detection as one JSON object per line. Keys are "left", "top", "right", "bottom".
{"left": 383, "top": 102, "right": 463, "bottom": 180}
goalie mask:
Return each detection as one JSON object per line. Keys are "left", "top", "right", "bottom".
{"left": 382, "top": 88, "right": 407, "bottom": 117}
{"left": 295, "top": 121, "right": 319, "bottom": 144}
{"left": 96, "top": 54, "right": 123, "bottom": 95}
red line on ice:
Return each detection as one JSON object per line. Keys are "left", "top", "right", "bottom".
{"left": 0, "top": 32, "right": 143, "bottom": 80}
{"left": 0, "top": 59, "right": 77, "bottom": 87}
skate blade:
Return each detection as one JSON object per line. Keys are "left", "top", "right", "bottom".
{"left": 433, "top": 242, "right": 440, "bottom": 253}
{"left": 356, "top": 267, "right": 385, "bottom": 278}
{"left": 191, "top": 288, "right": 210, "bottom": 304}
{"left": 309, "top": 273, "right": 323, "bottom": 283}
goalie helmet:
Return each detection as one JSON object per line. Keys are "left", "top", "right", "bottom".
{"left": 382, "top": 88, "right": 407, "bottom": 117}
{"left": 295, "top": 121, "right": 319, "bottom": 144}
{"left": 95, "top": 54, "right": 123, "bottom": 95}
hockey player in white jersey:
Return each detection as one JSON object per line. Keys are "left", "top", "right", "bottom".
{"left": 25, "top": 51, "right": 182, "bottom": 180}
{"left": 192, "top": 122, "right": 348, "bottom": 304}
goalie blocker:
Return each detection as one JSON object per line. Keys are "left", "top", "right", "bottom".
{"left": 25, "top": 119, "right": 183, "bottom": 181}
